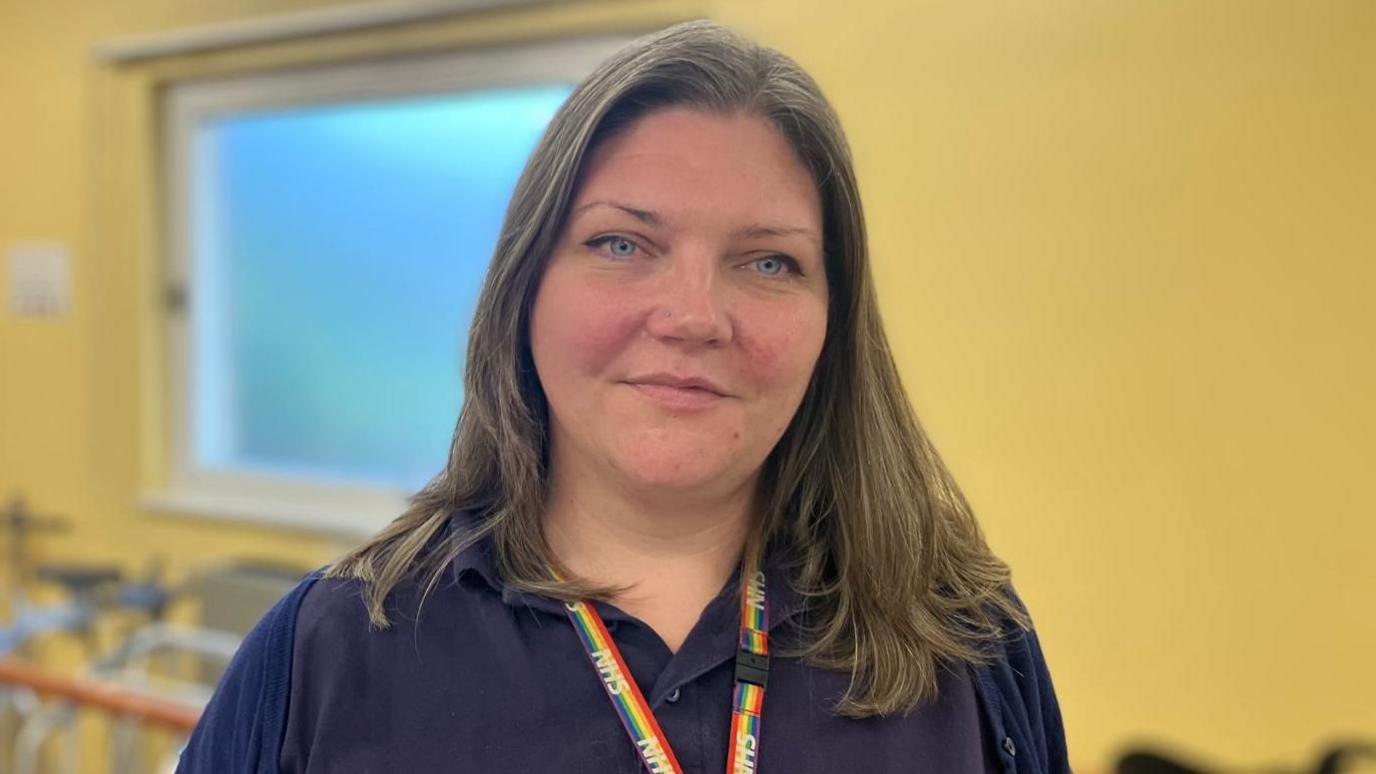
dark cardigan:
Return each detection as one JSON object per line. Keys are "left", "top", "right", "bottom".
{"left": 175, "top": 564, "right": 1070, "bottom": 773}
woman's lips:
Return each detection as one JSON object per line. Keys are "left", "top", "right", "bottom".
{"left": 625, "top": 382, "right": 727, "bottom": 411}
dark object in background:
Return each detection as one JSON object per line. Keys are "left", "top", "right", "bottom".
{"left": 1316, "top": 742, "right": 1376, "bottom": 774}
{"left": 1118, "top": 751, "right": 1211, "bottom": 774}
{"left": 1117, "top": 742, "right": 1376, "bottom": 774}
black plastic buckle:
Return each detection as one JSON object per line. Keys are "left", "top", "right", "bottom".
{"left": 734, "top": 650, "right": 770, "bottom": 688}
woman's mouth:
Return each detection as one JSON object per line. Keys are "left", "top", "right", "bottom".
{"left": 623, "top": 375, "right": 730, "bottom": 411}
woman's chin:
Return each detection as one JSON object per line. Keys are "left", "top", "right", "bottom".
{"left": 617, "top": 464, "right": 729, "bottom": 493}
{"left": 609, "top": 447, "right": 741, "bottom": 494}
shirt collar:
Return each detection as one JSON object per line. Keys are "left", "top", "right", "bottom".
{"left": 447, "top": 508, "right": 808, "bottom": 632}
{"left": 449, "top": 509, "right": 503, "bottom": 592}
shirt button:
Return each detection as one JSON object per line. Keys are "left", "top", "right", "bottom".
{"left": 1002, "top": 737, "right": 1017, "bottom": 757}
{"left": 665, "top": 688, "right": 681, "bottom": 704}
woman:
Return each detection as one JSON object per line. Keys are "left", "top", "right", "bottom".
{"left": 178, "top": 20, "right": 1069, "bottom": 774}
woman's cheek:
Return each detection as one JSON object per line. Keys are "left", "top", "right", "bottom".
{"left": 591, "top": 287, "right": 652, "bottom": 355}
{"left": 740, "top": 300, "right": 826, "bottom": 385}
{"left": 541, "top": 270, "right": 646, "bottom": 376}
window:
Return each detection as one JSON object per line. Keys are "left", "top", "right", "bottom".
{"left": 148, "top": 37, "right": 626, "bottom": 535}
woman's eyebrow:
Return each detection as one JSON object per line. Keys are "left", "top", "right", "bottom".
{"left": 571, "top": 200, "right": 663, "bottom": 227}
{"left": 571, "top": 200, "right": 820, "bottom": 247}
{"left": 734, "top": 223, "right": 822, "bottom": 247}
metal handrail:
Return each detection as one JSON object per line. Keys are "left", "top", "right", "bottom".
{"left": 0, "top": 659, "right": 201, "bottom": 732}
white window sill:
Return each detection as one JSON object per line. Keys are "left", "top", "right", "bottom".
{"left": 139, "top": 484, "right": 408, "bottom": 540}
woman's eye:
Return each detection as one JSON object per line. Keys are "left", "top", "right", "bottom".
{"left": 587, "top": 235, "right": 640, "bottom": 259}
{"left": 750, "top": 255, "right": 798, "bottom": 278}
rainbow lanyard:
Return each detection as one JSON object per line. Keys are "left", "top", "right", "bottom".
{"left": 560, "top": 561, "right": 770, "bottom": 774}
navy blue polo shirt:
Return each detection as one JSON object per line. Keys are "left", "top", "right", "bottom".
{"left": 274, "top": 515, "right": 1001, "bottom": 773}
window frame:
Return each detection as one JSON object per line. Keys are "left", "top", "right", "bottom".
{"left": 145, "top": 34, "right": 629, "bottom": 537}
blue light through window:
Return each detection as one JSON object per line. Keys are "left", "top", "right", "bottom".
{"left": 190, "top": 85, "right": 571, "bottom": 491}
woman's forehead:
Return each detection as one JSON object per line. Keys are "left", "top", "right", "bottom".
{"left": 569, "top": 107, "right": 822, "bottom": 234}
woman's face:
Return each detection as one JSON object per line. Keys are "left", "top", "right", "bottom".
{"left": 530, "top": 107, "right": 828, "bottom": 499}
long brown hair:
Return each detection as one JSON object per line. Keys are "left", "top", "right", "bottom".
{"left": 329, "top": 19, "right": 1029, "bottom": 717}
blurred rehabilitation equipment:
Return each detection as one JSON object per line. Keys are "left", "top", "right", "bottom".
{"left": 0, "top": 496, "right": 305, "bottom": 773}
{"left": 1117, "top": 742, "right": 1376, "bottom": 774}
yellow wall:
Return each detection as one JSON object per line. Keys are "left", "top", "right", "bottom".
{"left": 2, "top": 1, "right": 1373, "bottom": 771}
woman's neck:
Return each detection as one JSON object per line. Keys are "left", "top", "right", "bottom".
{"left": 543, "top": 479, "right": 754, "bottom": 593}
{"left": 542, "top": 463, "right": 757, "bottom": 650}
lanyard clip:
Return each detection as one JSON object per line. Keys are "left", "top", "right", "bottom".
{"left": 734, "top": 649, "right": 770, "bottom": 688}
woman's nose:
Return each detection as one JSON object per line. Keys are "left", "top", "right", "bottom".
{"left": 644, "top": 259, "right": 733, "bottom": 347}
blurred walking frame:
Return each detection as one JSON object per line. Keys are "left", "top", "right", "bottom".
{"left": 0, "top": 497, "right": 239, "bottom": 774}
